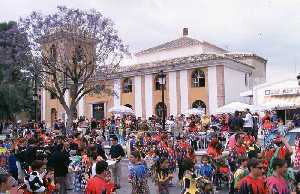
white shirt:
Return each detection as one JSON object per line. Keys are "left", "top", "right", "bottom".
{"left": 243, "top": 113, "right": 253, "bottom": 128}
{"left": 91, "top": 162, "right": 97, "bottom": 177}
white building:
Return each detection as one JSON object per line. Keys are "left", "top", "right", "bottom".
{"left": 242, "top": 78, "right": 300, "bottom": 121}
{"left": 41, "top": 28, "right": 267, "bottom": 125}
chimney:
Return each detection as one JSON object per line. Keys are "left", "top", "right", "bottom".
{"left": 183, "top": 28, "right": 188, "bottom": 36}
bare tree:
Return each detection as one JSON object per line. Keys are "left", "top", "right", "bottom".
{"left": 19, "top": 6, "right": 128, "bottom": 128}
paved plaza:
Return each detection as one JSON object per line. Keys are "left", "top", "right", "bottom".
{"left": 69, "top": 159, "right": 228, "bottom": 194}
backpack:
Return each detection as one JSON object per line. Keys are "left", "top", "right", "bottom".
{"left": 24, "top": 171, "right": 46, "bottom": 193}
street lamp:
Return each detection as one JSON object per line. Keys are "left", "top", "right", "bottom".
{"left": 158, "top": 70, "right": 166, "bottom": 131}
{"left": 297, "top": 73, "right": 300, "bottom": 86}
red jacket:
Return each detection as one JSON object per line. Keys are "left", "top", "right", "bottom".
{"left": 239, "top": 175, "right": 266, "bottom": 194}
{"left": 86, "top": 176, "right": 114, "bottom": 194}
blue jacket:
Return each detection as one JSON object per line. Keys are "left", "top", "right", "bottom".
{"left": 8, "top": 154, "right": 18, "bottom": 173}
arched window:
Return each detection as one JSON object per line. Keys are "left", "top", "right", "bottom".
{"left": 191, "top": 69, "right": 205, "bottom": 87}
{"left": 73, "top": 45, "right": 84, "bottom": 64}
{"left": 123, "top": 78, "right": 132, "bottom": 93}
{"left": 49, "top": 44, "right": 57, "bottom": 60}
{"left": 192, "top": 100, "right": 206, "bottom": 112}
{"left": 155, "top": 102, "right": 167, "bottom": 118}
{"left": 50, "top": 92, "right": 56, "bottom": 99}
{"left": 124, "top": 104, "right": 132, "bottom": 109}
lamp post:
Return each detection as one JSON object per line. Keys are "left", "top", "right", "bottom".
{"left": 297, "top": 73, "right": 300, "bottom": 86}
{"left": 158, "top": 70, "right": 166, "bottom": 131}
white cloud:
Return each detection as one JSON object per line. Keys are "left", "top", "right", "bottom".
{"left": 1, "top": 0, "right": 299, "bottom": 81}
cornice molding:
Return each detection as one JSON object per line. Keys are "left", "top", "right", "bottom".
{"left": 99, "top": 58, "right": 254, "bottom": 80}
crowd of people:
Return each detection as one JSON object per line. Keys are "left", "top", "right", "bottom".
{"left": 0, "top": 108, "right": 299, "bottom": 194}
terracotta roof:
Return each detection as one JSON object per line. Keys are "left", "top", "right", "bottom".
{"left": 118, "top": 53, "right": 253, "bottom": 73}
{"left": 224, "top": 53, "right": 267, "bottom": 64}
{"left": 135, "top": 37, "right": 206, "bottom": 56}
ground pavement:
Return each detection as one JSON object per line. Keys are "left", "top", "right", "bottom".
{"left": 69, "top": 159, "right": 228, "bottom": 194}
{"left": 0, "top": 131, "right": 231, "bottom": 193}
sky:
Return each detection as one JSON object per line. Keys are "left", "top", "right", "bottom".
{"left": 1, "top": 0, "right": 300, "bottom": 82}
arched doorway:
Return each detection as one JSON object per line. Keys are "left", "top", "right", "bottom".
{"left": 50, "top": 108, "right": 57, "bottom": 127}
{"left": 192, "top": 100, "right": 206, "bottom": 113}
{"left": 93, "top": 103, "right": 105, "bottom": 120}
{"left": 155, "top": 102, "right": 167, "bottom": 118}
{"left": 124, "top": 104, "right": 133, "bottom": 109}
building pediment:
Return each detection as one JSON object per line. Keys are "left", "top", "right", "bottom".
{"left": 135, "top": 36, "right": 227, "bottom": 56}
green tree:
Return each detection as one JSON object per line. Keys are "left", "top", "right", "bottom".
{"left": 19, "top": 6, "right": 128, "bottom": 128}
{"left": 0, "top": 21, "right": 36, "bottom": 121}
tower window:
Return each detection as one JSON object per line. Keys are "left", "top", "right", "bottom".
{"left": 49, "top": 44, "right": 57, "bottom": 61}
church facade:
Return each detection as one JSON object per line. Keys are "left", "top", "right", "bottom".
{"left": 41, "top": 28, "right": 267, "bottom": 126}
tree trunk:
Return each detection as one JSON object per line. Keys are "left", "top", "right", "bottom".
{"left": 66, "top": 104, "right": 77, "bottom": 131}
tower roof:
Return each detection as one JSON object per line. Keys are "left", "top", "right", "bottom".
{"left": 38, "top": 30, "right": 98, "bottom": 45}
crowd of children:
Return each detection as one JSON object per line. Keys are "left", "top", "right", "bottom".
{"left": 0, "top": 109, "right": 298, "bottom": 194}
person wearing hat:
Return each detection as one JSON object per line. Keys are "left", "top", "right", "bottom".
{"left": 109, "top": 135, "right": 125, "bottom": 189}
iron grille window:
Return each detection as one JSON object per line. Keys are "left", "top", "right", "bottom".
{"left": 123, "top": 78, "right": 132, "bottom": 93}
{"left": 191, "top": 69, "right": 205, "bottom": 87}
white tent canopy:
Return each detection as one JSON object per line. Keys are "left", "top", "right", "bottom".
{"left": 108, "top": 105, "right": 135, "bottom": 115}
{"left": 216, "top": 102, "right": 253, "bottom": 113}
{"left": 216, "top": 100, "right": 297, "bottom": 114}
{"left": 184, "top": 108, "right": 205, "bottom": 116}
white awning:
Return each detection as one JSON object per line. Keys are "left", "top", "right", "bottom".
{"left": 260, "top": 96, "right": 300, "bottom": 110}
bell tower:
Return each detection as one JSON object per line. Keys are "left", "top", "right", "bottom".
{"left": 40, "top": 29, "right": 97, "bottom": 125}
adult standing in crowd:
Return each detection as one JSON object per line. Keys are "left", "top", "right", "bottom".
{"left": 47, "top": 143, "right": 70, "bottom": 194}
{"left": 229, "top": 111, "right": 244, "bottom": 132}
{"left": 91, "top": 118, "right": 98, "bottom": 130}
{"left": 293, "top": 113, "right": 300, "bottom": 127}
{"left": 95, "top": 136, "right": 107, "bottom": 161}
{"left": 243, "top": 108, "right": 254, "bottom": 135}
{"left": 109, "top": 135, "right": 125, "bottom": 189}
